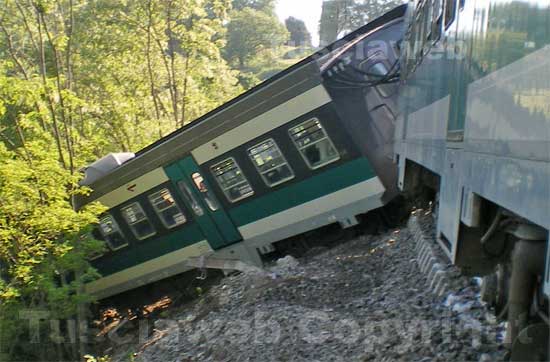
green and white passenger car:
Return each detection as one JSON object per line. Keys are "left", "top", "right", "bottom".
{"left": 75, "top": 6, "right": 407, "bottom": 301}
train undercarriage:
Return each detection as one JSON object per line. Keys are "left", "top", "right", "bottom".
{"left": 400, "top": 159, "right": 549, "bottom": 361}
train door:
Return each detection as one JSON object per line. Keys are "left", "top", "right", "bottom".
{"left": 165, "top": 156, "right": 242, "bottom": 250}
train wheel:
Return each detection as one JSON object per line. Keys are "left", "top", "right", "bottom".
{"left": 481, "top": 263, "right": 510, "bottom": 320}
{"left": 494, "top": 263, "right": 510, "bottom": 320}
{"left": 481, "top": 273, "right": 498, "bottom": 306}
{"left": 510, "top": 323, "right": 549, "bottom": 362}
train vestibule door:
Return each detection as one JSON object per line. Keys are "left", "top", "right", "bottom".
{"left": 165, "top": 156, "right": 242, "bottom": 250}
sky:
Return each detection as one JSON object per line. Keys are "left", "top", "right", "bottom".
{"left": 276, "top": 0, "right": 324, "bottom": 46}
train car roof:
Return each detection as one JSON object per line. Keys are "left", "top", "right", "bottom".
{"left": 75, "top": 4, "right": 407, "bottom": 210}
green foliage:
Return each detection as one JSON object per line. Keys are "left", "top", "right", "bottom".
{"left": 225, "top": 7, "right": 289, "bottom": 69}
{"left": 0, "top": 0, "right": 310, "bottom": 359}
{"left": 231, "top": 0, "right": 275, "bottom": 14}
{"left": 319, "top": 0, "right": 404, "bottom": 45}
{"left": 84, "top": 355, "right": 112, "bottom": 362}
{"left": 0, "top": 0, "right": 244, "bottom": 359}
{"left": 285, "top": 17, "right": 312, "bottom": 48}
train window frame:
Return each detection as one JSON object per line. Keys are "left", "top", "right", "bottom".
{"left": 288, "top": 118, "right": 340, "bottom": 170}
{"left": 444, "top": 0, "right": 457, "bottom": 29}
{"left": 425, "top": 0, "right": 434, "bottom": 42}
{"left": 414, "top": 4, "right": 425, "bottom": 60}
{"left": 405, "top": 21, "right": 417, "bottom": 76}
{"left": 148, "top": 188, "right": 187, "bottom": 229}
{"left": 247, "top": 138, "right": 295, "bottom": 187}
{"left": 210, "top": 158, "right": 255, "bottom": 203}
{"left": 120, "top": 202, "right": 157, "bottom": 240}
{"left": 191, "top": 172, "right": 220, "bottom": 211}
{"left": 432, "top": 0, "right": 444, "bottom": 42}
{"left": 98, "top": 215, "right": 128, "bottom": 251}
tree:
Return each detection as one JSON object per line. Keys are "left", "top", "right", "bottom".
{"left": 0, "top": 0, "right": 243, "bottom": 359}
{"left": 285, "top": 17, "right": 312, "bottom": 47}
{"left": 232, "top": 0, "right": 276, "bottom": 14}
{"left": 319, "top": 0, "right": 404, "bottom": 46}
{"left": 0, "top": 73, "right": 105, "bottom": 361}
{"left": 225, "top": 7, "right": 289, "bottom": 69}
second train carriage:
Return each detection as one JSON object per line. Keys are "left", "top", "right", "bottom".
{"left": 75, "top": 6, "right": 408, "bottom": 300}
{"left": 395, "top": 0, "right": 549, "bottom": 358}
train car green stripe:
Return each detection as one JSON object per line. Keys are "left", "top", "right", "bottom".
{"left": 228, "top": 157, "right": 376, "bottom": 228}
{"left": 93, "top": 224, "right": 205, "bottom": 277}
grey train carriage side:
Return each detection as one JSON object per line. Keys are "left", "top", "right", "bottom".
{"left": 395, "top": 0, "right": 549, "bottom": 359}
{"left": 74, "top": 6, "right": 407, "bottom": 301}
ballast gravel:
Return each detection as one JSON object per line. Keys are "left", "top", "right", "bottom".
{"left": 111, "top": 223, "right": 506, "bottom": 362}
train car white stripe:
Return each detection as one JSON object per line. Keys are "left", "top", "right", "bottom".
{"left": 191, "top": 85, "right": 332, "bottom": 165}
{"left": 86, "top": 240, "right": 212, "bottom": 299}
{"left": 95, "top": 167, "right": 169, "bottom": 208}
{"left": 239, "top": 177, "right": 385, "bottom": 240}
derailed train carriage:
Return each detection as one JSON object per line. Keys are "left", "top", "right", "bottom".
{"left": 395, "top": 0, "right": 549, "bottom": 359}
{"left": 74, "top": 5, "right": 407, "bottom": 301}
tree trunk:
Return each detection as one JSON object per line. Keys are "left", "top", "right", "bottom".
{"left": 40, "top": 12, "right": 74, "bottom": 173}
{"left": 35, "top": 8, "right": 67, "bottom": 170}
{"left": 181, "top": 55, "right": 190, "bottom": 126}
{"left": 146, "top": 0, "right": 163, "bottom": 138}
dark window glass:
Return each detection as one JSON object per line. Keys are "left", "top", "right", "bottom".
{"left": 247, "top": 139, "right": 294, "bottom": 187}
{"left": 99, "top": 215, "right": 128, "bottom": 250}
{"left": 177, "top": 181, "right": 204, "bottom": 217}
{"left": 432, "top": 0, "right": 444, "bottom": 41}
{"left": 425, "top": 0, "right": 434, "bottom": 41}
{"left": 121, "top": 202, "right": 156, "bottom": 240}
{"left": 445, "top": 0, "right": 457, "bottom": 28}
{"left": 210, "top": 160, "right": 254, "bottom": 203}
{"left": 148, "top": 188, "right": 186, "bottom": 229}
{"left": 289, "top": 118, "right": 340, "bottom": 169}
{"left": 415, "top": 5, "right": 425, "bottom": 59}
{"left": 191, "top": 172, "right": 220, "bottom": 210}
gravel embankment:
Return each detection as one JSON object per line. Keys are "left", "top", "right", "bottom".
{"left": 112, "top": 221, "right": 506, "bottom": 362}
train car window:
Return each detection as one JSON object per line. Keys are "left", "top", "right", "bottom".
{"left": 210, "top": 159, "right": 254, "bottom": 203}
{"left": 247, "top": 139, "right": 295, "bottom": 187}
{"left": 191, "top": 172, "right": 220, "bottom": 211}
{"left": 289, "top": 118, "right": 340, "bottom": 170}
{"left": 120, "top": 202, "right": 156, "bottom": 240}
{"left": 444, "top": 0, "right": 457, "bottom": 29}
{"left": 148, "top": 188, "right": 187, "bottom": 229}
{"left": 98, "top": 215, "right": 128, "bottom": 250}
{"left": 177, "top": 181, "right": 205, "bottom": 217}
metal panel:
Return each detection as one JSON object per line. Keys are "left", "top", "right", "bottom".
{"left": 406, "top": 95, "right": 449, "bottom": 142}
{"left": 437, "top": 149, "right": 462, "bottom": 260}
{"left": 464, "top": 45, "right": 550, "bottom": 162}
{"left": 399, "top": 141, "right": 446, "bottom": 175}
{"left": 96, "top": 168, "right": 168, "bottom": 209}
{"left": 191, "top": 85, "right": 331, "bottom": 165}
{"left": 545, "top": 234, "right": 550, "bottom": 298}
{"left": 462, "top": 152, "right": 549, "bottom": 231}
{"left": 461, "top": 188, "right": 481, "bottom": 228}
